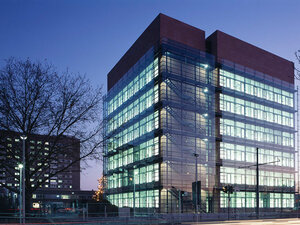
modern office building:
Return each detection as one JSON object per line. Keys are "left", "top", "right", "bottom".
{"left": 103, "top": 14, "right": 297, "bottom": 214}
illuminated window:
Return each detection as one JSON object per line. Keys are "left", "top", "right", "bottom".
{"left": 61, "top": 195, "right": 70, "bottom": 199}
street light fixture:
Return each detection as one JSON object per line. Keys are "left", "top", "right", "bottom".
{"left": 129, "top": 175, "right": 135, "bottom": 217}
{"left": 18, "top": 164, "right": 23, "bottom": 224}
{"left": 20, "top": 135, "right": 27, "bottom": 224}
{"left": 130, "top": 165, "right": 137, "bottom": 217}
{"left": 123, "top": 165, "right": 137, "bottom": 217}
{"left": 193, "top": 152, "right": 199, "bottom": 213}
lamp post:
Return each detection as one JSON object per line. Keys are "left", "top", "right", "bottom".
{"left": 20, "top": 135, "right": 27, "bottom": 224}
{"left": 133, "top": 165, "right": 137, "bottom": 217}
{"left": 127, "top": 165, "right": 137, "bottom": 217}
{"left": 133, "top": 174, "right": 136, "bottom": 217}
{"left": 18, "top": 164, "right": 23, "bottom": 224}
{"left": 194, "top": 152, "right": 199, "bottom": 213}
{"left": 129, "top": 175, "right": 136, "bottom": 217}
{"left": 256, "top": 147, "right": 259, "bottom": 219}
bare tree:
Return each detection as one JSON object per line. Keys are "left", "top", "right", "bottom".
{"left": 295, "top": 50, "right": 300, "bottom": 79}
{"left": 0, "top": 58, "right": 103, "bottom": 211}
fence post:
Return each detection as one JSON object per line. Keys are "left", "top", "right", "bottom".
{"left": 105, "top": 205, "right": 107, "bottom": 217}
{"left": 86, "top": 203, "right": 89, "bottom": 220}
{"left": 83, "top": 206, "right": 85, "bottom": 221}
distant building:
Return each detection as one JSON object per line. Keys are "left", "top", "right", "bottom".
{"left": 103, "top": 14, "right": 296, "bottom": 214}
{"left": 32, "top": 190, "right": 94, "bottom": 210}
{"left": 0, "top": 130, "right": 81, "bottom": 208}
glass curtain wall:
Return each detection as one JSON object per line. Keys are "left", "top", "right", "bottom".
{"left": 103, "top": 47, "right": 160, "bottom": 212}
{"left": 217, "top": 60, "right": 296, "bottom": 213}
{"left": 159, "top": 39, "right": 217, "bottom": 213}
{"left": 104, "top": 39, "right": 217, "bottom": 213}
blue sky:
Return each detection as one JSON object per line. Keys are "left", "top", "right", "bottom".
{"left": 0, "top": 0, "right": 299, "bottom": 190}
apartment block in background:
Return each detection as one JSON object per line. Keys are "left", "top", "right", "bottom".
{"left": 0, "top": 130, "right": 81, "bottom": 208}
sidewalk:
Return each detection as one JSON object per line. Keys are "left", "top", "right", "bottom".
{"left": 182, "top": 218, "right": 300, "bottom": 225}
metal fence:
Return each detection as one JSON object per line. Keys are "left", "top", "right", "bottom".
{"left": 0, "top": 204, "right": 300, "bottom": 224}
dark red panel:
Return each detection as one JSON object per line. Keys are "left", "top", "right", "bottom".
{"left": 107, "top": 15, "right": 160, "bottom": 90}
{"left": 107, "top": 14, "right": 206, "bottom": 90}
{"left": 159, "top": 14, "right": 205, "bottom": 52}
{"left": 206, "top": 30, "right": 294, "bottom": 84}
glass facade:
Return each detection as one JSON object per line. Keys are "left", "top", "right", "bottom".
{"left": 159, "top": 40, "right": 216, "bottom": 213}
{"left": 104, "top": 39, "right": 296, "bottom": 214}
{"left": 217, "top": 62, "right": 296, "bottom": 212}
{"left": 103, "top": 47, "right": 160, "bottom": 212}
{"left": 104, "top": 39, "right": 218, "bottom": 213}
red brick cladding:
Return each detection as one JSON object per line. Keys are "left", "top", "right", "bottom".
{"left": 107, "top": 13, "right": 206, "bottom": 90}
{"left": 206, "top": 30, "right": 294, "bottom": 84}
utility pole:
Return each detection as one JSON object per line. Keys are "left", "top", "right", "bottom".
{"left": 129, "top": 165, "right": 137, "bottom": 217}
{"left": 239, "top": 147, "right": 280, "bottom": 220}
{"left": 18, "top": 164, "right": 23, "bottom": 224}
{"left": 133, "top": 174, "right": 136, "bottom": 217}
{"left": 256, "top": 147, "right": 259, "bottom": 219}
{"left": 194, "top": 153, "right": 199, "bottom": 214}
{"left": 20, "top": 135, "right": 27, "bottom": 224}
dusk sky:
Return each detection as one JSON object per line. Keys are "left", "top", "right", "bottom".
{"left": 0, "top": 0, "right": 299, "bottom": 190}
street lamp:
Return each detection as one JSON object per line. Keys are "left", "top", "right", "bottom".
{"left": 129, "top": 176, "right": 135, "bottom": 217}
{"left": 18, "top": 164, "right": 23, "bottom": 224}
{"left": 129, "top": 165, "right": 137, "bottom": 217}
{"left": 20, "top": 135, "right": 27, "bottom": 224}
{"left": 193, "top": 152, "right": 199, "bottom": 213}
{"left": 123, "top": 165, "right": 137, "bottom": 217}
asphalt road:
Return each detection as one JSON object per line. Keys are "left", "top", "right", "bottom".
{"left": 182, "top": 218, "right": 300, "bottom": 225}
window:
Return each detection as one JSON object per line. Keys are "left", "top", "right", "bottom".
{"left": 220, "top": 69, "right": 294, "bottom": 107}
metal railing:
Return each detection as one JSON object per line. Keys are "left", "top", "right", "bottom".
{"left": 0, "top": 205, "right": 299, "bottom": 224}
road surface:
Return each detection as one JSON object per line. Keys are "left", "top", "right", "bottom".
{"left": 182, "top": 218, "right": 300, "bottom": 225}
